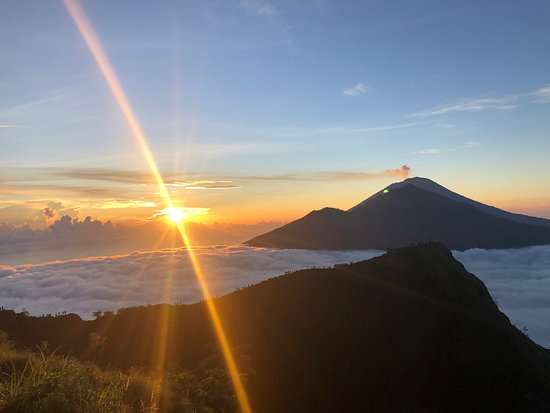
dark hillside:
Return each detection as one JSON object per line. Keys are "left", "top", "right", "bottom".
{"left": 1, "top": 243, "right": 549, "bottom": 412}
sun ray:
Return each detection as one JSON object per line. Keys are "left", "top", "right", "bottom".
{"left": 86, "top": 225, "right": 173, "bottom": 361}
{"left": 63, "top": 2, "right": 252, "bottom": 412}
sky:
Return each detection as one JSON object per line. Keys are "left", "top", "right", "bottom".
{"left": 1, "top": 0, "right": 550, "bottom": 228}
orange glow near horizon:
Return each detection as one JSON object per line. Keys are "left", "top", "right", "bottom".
{"left": 63, "top": 2, "right": 253, "bottom": 412}
{"left": 153, "top": 206, "right": 210, "bottom": 225}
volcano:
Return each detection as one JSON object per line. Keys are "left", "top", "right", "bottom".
{"left": 246, "top": 177, "right": 550, "bottom": 250}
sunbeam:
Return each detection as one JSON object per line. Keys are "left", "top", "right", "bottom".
{"left": 63, "top": 2, "right": 253, "bottom": 412}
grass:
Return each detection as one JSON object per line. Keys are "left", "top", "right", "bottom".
{"left": 0, "top": 332, "right": 237, "bottom": 413}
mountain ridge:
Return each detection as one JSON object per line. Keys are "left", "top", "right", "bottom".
{"left": 352, "top": 177, "right": 550, "bottom": 228}
{"left": 1, "top": 242, "right": 549, "bottom": 412}
{"left": 246, "top": 177, "right": 550, "bottom": 250}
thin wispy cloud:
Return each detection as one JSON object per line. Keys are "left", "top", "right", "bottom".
{"left": 0, "top": 86, "right": 78, "bottom": 120}
{"left": 84, "top": 200, "right": 157, "bottom": 209}
{"left": 343, "top": 82, "right": 368, "bottom": 96}
{"left": 165, "top": 180, "right": 241, "bottom": 190}
{"left": 237, "top": 0, "right": 278, "bottom": 17}
{"left": 463, "top": 141, "right": 481, "bottom": 148}
{"left": 57, "top": 168, "right": 159, "bottom": 184}
{"left": 2, "top": 165, "right": 411, "bottom": 191}
{"left": 350, "top": 121, "right": 429, "bottom": 132}
{"left": 411, "top": 95, "right": 519, "bottom": 117}
{"left": 239, "top": 165, "right": 411, "bottom": 181}
{"left": 269, "top": 120, "right": 431, "bottom": 138}
{"left": 533, "top": 84, "right": 550, "bottom": 102}
{"left": 2, "top": 166, "right": 202, "bottom": 186}
{"left": 413, "top": 141, "right": 481, "bottom": 156}
{"left": 0, "top": 184, "right": 126, "bottom": 198}
{"left": 410, "top": 83, "right": 550, "bottom": 117}
{"left": 0, "top": 124, "right": 25, "bottom": 129}
{"left": 414, "top": 149, "right": 440, "bottom": 155}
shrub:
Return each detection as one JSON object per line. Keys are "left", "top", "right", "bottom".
{"left": 0, "top": 332, "right": 237, "bottom": 413}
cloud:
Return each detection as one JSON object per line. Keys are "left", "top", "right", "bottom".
{"left": 0, "top": 217, "right": 286, "bottom": 265}
{"left": 0, "top": 215, "right": 116, "bottom": 246}
{"left": 435, "top": 122, "right": 455, "bottom": 128}
{"left": 237, "top": 0, "right": 278, "bottom": 17}
{"left": 0, "top": 87, "right": 76, "bottom": 120}
{"left": 82, "top": 200, "right": 157, "bottom": 209}
{"left": 0, "top": 205, "right": 45, "bottom": 226}
{"left": 343, "top": 82, "right": 368, "bottom": 96}
{"left": 42, "top": 207, "right": 56, "bottom": 219}
{"left": 349, "top": 121, "right": 429, "bottom": 132}
{"left": 383, "top": 165, "right": 411, "bottom": 179}
{"left": 0, "top": 246, "right": 382, "bottom": 318}
{"left": 413, "top": 141, "right": 481, "bottom": 156}
{"left": 56, "top": 168, "right": 158, "bottom": 184}
{"left": 230, "top": 120, "right": 432, "bottom": 139}
{"left": 410, "top": 83, "right": 550, "bottom": 117}
{"left": 0, "top": 201, "right": 79, "bottom": 228}
{"left": 414, "top": 149, "right": 440, "bottom": 155}
{"left": 10, "top": 164, "right": 258, "bottom": 185}
{"left": 1, "top": 245, "right": 549, "bottom": 349}
{"left": 533, "top": 84, "right": 550, "bottom": 102}
{"left": 239, "top": 165, "right": 412, "bottom": 182}
{"left": 0, "top": 124, "right": 25, "bottom": 129}
{"left": 454, "top": 245, "right": 550, "bottom": 348}
{"left": 47, "top": 201, "right": 65, "bottom": 211}
{"left": 0, "top": 266, "right": 17, "bottom": 278}
{"left": 42, "top": 201, "right": 69, "bottom": 220}
{"left": 0, "top": 184, "right": 126, "bottom": 199}
{"left": 165, "top": 180, "right": 241, "bottom": 190}
{"left": 411, "top": 95, "right": 519, "bottom": 117}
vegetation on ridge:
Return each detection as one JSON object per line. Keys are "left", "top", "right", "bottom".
{"left": 0, "top": 332, "right": 237, "bottom": 413}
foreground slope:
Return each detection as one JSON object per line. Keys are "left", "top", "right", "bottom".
{"left": 1, "top": 243, "right": 550, "bottom": 412}
{"left": 246, "top": 177, "right": 550, "bottom": 250}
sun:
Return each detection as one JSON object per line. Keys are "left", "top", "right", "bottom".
{"left": 154, "top": 206, "right": 209, "bottom": 225}
{"left": 163, "top": 207, "right": 187, "bottom": 224}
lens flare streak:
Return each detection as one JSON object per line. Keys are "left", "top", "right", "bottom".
{"left": 63, "top": 2, "right": 252, "bottom": 412}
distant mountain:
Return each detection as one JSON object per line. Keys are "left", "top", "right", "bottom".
{"left": 1, "top": 243, "right": 550, "bottom": 412}
{"left": 246, "top": 177, "right": 550, "bottom": 250}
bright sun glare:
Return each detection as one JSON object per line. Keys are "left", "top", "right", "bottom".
{"left": 156, "top": 207, "right": 209, "bottom": 224}
{"left": 165, "top": 207, "right": 186, "bottom": 224}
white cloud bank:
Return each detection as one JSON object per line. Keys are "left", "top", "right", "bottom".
{"left": 0, "top": 246, "right": 381, "bottom": 318}
{"left": 0, "top": 245, "right": 548, "bottom": 348}
{"left": 455, "top": 245, "right": 550, "bottom": 348}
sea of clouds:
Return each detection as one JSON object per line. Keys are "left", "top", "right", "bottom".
{"left": 0, "top": 245, "right": 549, "bottom": 348}
{"left": 0, "top": 246, "right": 382, "bottom": 318}
{"left": 455, "top": 246, "right": 550, "bottom": 347}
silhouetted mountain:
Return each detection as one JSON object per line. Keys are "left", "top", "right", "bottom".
{"left": 352, "top": 177, "right": 550, "bottom": 228}
{"left": 1, "top": 243, "right": 549, "bottom": 412}
{"left": 246, "top": 177, "right": 550, "bottom": 250}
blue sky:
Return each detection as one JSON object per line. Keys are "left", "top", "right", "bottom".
{"left": 1, "top": 0, "right": 550, "bottom": 224}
